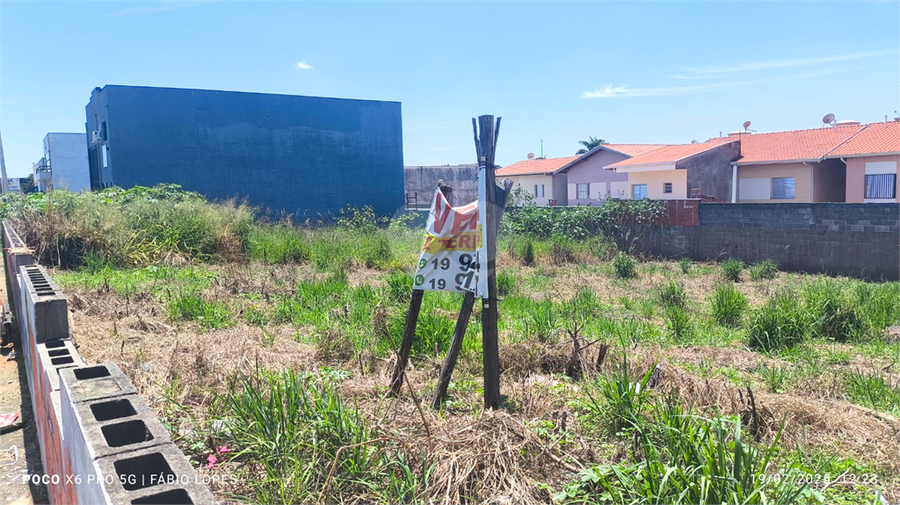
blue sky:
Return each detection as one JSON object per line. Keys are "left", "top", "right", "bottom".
{"left": 1, "top": 1, "right": 898, "bottom": 177}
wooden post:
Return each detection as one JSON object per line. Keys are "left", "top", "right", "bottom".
{"left": 478, "top": 115, "right": 502, "bottom": 410}
{"left": 388, "top": 289, "right": 424, "bottom": 396}
{"left": 432, "top": 178, "right": 512, "bottom": 409}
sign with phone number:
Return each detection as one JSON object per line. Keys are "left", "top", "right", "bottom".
{"left": 413, "top": 184, "right": 487, "bottom": 297}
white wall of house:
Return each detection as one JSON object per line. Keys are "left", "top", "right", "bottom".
{"left": 44, "top": 133, "right": 90, "bottom": 192}
{"left": 504, "top": 174, "right": 564, "bottom": 206}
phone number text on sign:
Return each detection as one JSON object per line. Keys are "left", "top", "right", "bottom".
{"left": 413, "top": 189, "right": 486, "bottom": 296}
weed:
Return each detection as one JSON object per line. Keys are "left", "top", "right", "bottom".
{"left": 678, "top": 256, "right": 691, "bottom": 274}
{"left": 168, "top": 291, "right": 231, "bottom": 330}
{"left": 613, "top": 252, "right": 637, "bottom": 279}
{"left": 664, "top": 305, "right": 692, "bottom": 342}
{"left": 758, "top": 362, "right": 790, "bottom": 393}
{"left": 656, "top": 280, "right": 687, "bottom": 308}
{"left": 804, "top": 280, "right": 871, "bottom": 342}
{"left": 580, "top": 351, "right": 653, "bottom": 436}
{"left": 385, "top": 271, "right": 413, "bottom": 303}
{"left": 844, "top": 369, "right": 900, "bottom": 416}
{"left": 721, "top": 258, "right": 744, "bottom": 282}
{"left": 710, "top": 283, "right": 749, "bottom": 327}
{"left": 496, "top": 271, "right": 516, "bottom": 296}
{"left": 750, "top": 260, "right": 779, "bottom": 280}
{"left": 549, "top": 235, "right": 577, "bottom": 265}
{"left": 747, "top": 294, "right": 807, "bottom": 352}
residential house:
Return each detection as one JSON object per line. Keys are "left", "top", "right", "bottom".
{"left": 829, "top": 121, "right": 899, "bottom": 203}
{"left": 733, "top": 125, "right": 865, "bottom": 203}
{"left": 562, "top": 144, "right": 667, "bottom": 205}
{"left": 605, "top": 139, "right": 741, "bottom": 201}
{"left": 494, "top": 156, "right": 577, "bottom": 206}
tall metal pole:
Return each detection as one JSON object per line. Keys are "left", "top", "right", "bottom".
{"left": 477, "top": 115, "right": 501, "bottom": 409}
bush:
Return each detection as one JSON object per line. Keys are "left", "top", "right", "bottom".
{"left": 711, "top": 283, "right": 749, "bottom": 327}
{"left": 747, "top": 294, "right": 808, "bottom": 352}
{"left": 749, "top": 260, "right": 779, "bottom": 280}
{"left": 720, "top": 259, "right": 744, "bottom": 282}
{"left": 612, "top": 252, "right": 637, "bottom": 279}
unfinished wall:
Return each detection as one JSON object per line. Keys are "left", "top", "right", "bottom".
{"left": 681, "top": 140, "right": 740, "bottom": 202}
{"left": 3, "top": 222, "right": 216, "bottom": 504}
{"left": 403, "top": 165, "right": 478, "bottom": 208}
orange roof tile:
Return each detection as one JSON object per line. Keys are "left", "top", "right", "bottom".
{"left": 495, "top": 156, "right": 580, "bottom": 176}
{"left": 734, "top": 125, "right": 865, "bottom": 164}
{"left": 599, "top": 144, "right": 669, "bottom": 157}
{"left": 608, "top": 139, "right": 738, "bottom": 168}
{"left": 829, "top": 121, "right": 900, "bottom": 157}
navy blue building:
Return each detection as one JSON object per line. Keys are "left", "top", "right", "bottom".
{"left": 85, "top": 85, "right": 403, "bottom": 217}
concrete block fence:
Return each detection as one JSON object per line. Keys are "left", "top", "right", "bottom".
{"left": 2, "top": 221, "right": 217, "bottom": 505}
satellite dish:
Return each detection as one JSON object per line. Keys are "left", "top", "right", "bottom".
{"left": 823, "top": 113, "right": 836, "bottom": 126}
{"left": 527, "top": 152, "right": 535, "bottom": 159}
{"left": 743, "top": 121, "right": 751, "bottom": 129}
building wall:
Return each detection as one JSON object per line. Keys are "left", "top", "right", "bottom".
{"left": 845, "top": 154, "right": 900, "bottom": 203}
{"left": 505, "top": 174, "right": 558, "bottom": 206}
{"left": 737, "top": 162, "right": 812, "bottom": 203}
{"left": 637, "top": 203, "right": 899, "bottom": 280}
{"left": 812, "top": 158, "right": 846, "bottom": 203}
{"left": 404, "top": 165, "right": 478, "bottom": 208}
{"left": 626, "top": 169, "right": 687, "bottom": 199}
{"left": 552, "top": 172, "right": 568, "bottom": 206}
{"left": 565, "top": 150, "right": 629, "bottom": 205}
{"left": 43, "top": 133, "right": 90, "bottom": 192}
{"left": 85, "top": 85, "right": 404, "bottom": 218}
{"left": 680, "top": 141, "right": 740, "bottom": 201}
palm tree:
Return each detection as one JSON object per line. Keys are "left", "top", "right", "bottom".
{"left": 576, "top": 136, "right": 606, "bottom": 154}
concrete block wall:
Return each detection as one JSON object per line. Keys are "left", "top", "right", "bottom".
{"left": 2, "top": 222, "right": 217, "bottom": 504}
{"left": 639, "top": 203, "right": 900, "bottom": 280}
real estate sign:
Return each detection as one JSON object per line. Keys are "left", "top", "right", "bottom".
{"left": 413, "top": 183, "right": 488, "bottom": 297}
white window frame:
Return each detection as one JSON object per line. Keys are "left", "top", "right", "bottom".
{"left": 632, "top": 184, "right": 647, "bottom": 200}
{"left": 576, "top": 183, "right": 589, "bottom": 200}
{"left": 534, "top": 184, "right": 545, "bottom": 198}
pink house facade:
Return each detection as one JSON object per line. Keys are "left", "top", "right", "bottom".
{"left": 562, "top": 144, "right": 667, "bottom": 205}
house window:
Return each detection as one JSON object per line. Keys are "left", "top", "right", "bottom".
{"left": 632, "top": 184, "right": 647, "bottom": 200}
{"left": 663, "top": 182, "right": 673, "bottom": 194}
{"left": 771, "top": 177, "right": 795, "bottom": 199}
{"left": 534, "top": 184, "right": 545, "bottom": 198}
{"left": 100, "top": 121, "right": 108, "bottom": 141}
{"left": 865, "top": 174, "right": 896, "bottom": 199}
{"left": 577, "top": 183, "right": 589, "bottom": 199}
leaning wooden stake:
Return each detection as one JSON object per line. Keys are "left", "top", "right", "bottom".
{"left": 388, "top": 289, "right": 424, "bottom": 396}
{"left": 432, "top": 178, "right": 512, "bottom": 409}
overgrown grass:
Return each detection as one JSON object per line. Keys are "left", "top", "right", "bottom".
{"left": 750, "top": 260, "right": 779, "bottom": 280}
{"left": 710, "top": 283, "right": 749, "bottom": 327}
{"left": 169, "top": 291, "right": 232, "bottom": 329}
{"left": 843, "top": 369, "right": 900, "bottom": 416}
{"left": 747, "top": 294, "right": 808, "bottom": 352}
{"left": 613, "top": 252, "right": 637, "bottom": 279}
{"left": 721, "top": 258, "right": 744, "bottom": 282}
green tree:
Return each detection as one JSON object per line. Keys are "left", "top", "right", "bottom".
{"left": 576, "top": 136, "right": 606, "bottom": 154}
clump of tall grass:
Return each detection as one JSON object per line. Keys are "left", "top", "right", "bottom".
{"left": 246, "top": 224, "right": 309, "bottom": 264}
{"left": 710, "top": 283, "right": 749, "bottom": 327}
{"left": 656, "top": 280, "right": 686, "bottom": 308}
{"left": 720, "top": 258, "right": 744, "bottom": 282}
{"left": 804, "top": 280, "right": 871, "bottom": 342}
{"left": 507, "top": 237, "right": 535, "bottom": 266}
{"left": 749, "top": 260, "right": 779, "bottom": 280}
{"left": 612, "top": 252, "right": 637, "bottom": 279}
{"left": 215, "top": 369, "right": 427, "bottom": 504}
{"left": 549, "top": 235, "right": 577, "bottom": 265}
{"left": 168, "top": 291, "right": 231, "bottom": 330}
{"left": 664, "top": 305, "right": 693, "bottom": 341}
{"left": 747, "top": 294, "right": 808, "bottom": 352}
{"left": 558, "top": 394, "right": 811, "bottom": 505}
{"left": 853, "top": 282, "right": 899, "bottom": 332}
{"left": 496, "top": 271, "right": 516, "bottom": 296}
{"left": 678, "top": 256, "right": 691, "bottom": 274}
{"left": 843, "top": 369, "right": 900, "bottom": 416}
{"left": 580, "top": 351, "right": 653, "bottom": 436}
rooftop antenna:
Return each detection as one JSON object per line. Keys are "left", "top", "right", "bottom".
{"left": 540, "top": 140, "right": 543, "bottom": 158}
{"left": 742, "top": 121, "right": 755, "bottom": 133}
{"left": 823, "top": 113, "right": 836, "bottom": 127}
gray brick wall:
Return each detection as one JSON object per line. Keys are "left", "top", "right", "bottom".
{"left": 640, "top": 203, "right": 899, "bottom": 280}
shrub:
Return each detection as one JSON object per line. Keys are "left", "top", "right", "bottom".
{"left": 721, "top": 259, "right": 744, "bottom": 282}
{"left": 749, "top": 260, "right": 779, "bottom": 280}
{"left": 656, "top": 280, "right": 686, "bottom": 308}
{"left": 747, "top": 294, "right": 808, "bottom": 352}
{"left": 612, "top": 252, "right": 637, "bottom": 279}
{"left": 710, "top": 283, "right": 749, "bottom": 327}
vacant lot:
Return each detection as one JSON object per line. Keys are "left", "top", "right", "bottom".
{"left": 5, "top": 187, "right": 899, "bottom": 504}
